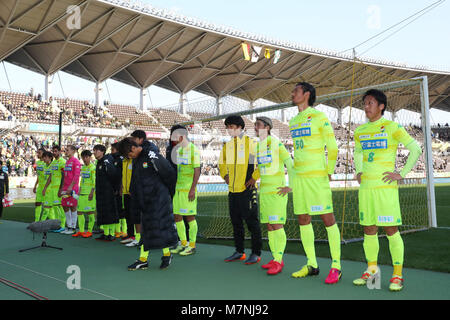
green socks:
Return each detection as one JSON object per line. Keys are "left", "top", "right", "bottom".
{"left": 57, "top": 206, "right": 66, "bottom": 228}
{"left": 140, "top": 245, "right": 149, "bottom": 261}
{"left": 78, "top": 215, "right": 85, "bottom": 233}
{"left": 34, "top": 206, "right": 42, "bottom": 222}
{"left": 88, "top": 214, "right": 95, "bottom": 232}
{"left": 363, "top": 233, "right": 379, "bottom": 265}
{"left": 326, "top": 224, "right": 341, "bottom": 270}
{"left": 121, "top": 218, "right": 127, "bottom": 234}
{"left": 300, "top": 224, "right": 318, "bottom": 268}
{"left": 40, "top": 208, "right": 50, "bottom": 221}
{"left": 270, "top": 228, "right": 287, "bottom": 263}
{"left": 387, "top": 232, "right": 404, "bottom": 276}
{"left": 162, "top": 248, "right": 171, "bottom": 256}
{"left": 175, "top": 221, "right": 187, "bottom": 246}
{"left": 188, "top": 220, "right": 198, "bottom": 248}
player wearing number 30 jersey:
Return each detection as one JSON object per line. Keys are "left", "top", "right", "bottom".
{"left": 353, "top": 89, "right": 421, "bottom": 292}
{"left": 289, "top": 82, "right": 342, "bottom": 284}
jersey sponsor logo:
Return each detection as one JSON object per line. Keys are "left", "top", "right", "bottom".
{"left": 178, "top": 157, "right": 189, "bottom": 165}
{"left": 377, "top": 215, "right": 394, "bottom": 223}
{"left": 311, "top": 205, "right": 323, "bottom": 212}
{"left": 374, "top": 133, "right": 388, "bottom": 138}
{"left": 257, "top": 155, "right": 272, "bottom": 165}
{"left": 51, "top": 165, "right": 59, "bottom": 170}
{"left": 291, "top": 127, "right": 311, "bottom": 138}
{"left": 180, "top": 208, "right": 188, "bottom": 214}
{"left": 359, "top": 135, "right": 371, "bottom": 140}
{"left": 300, "top": 122, "right": 312, "bottom": 127}
{"left": 268, "top": 215, "right": 279, "bottom": 222}
{"left": 81, "top": 173, "right": 90, "bottom": 178}
{"left": 361, "top": 139, "right": 388, "bottom": 150}
{"left": 64, "top": 167, "right": 72, "bottom": 171}
{"left": 148, "top": 151, "right": 158, "bottom": 159}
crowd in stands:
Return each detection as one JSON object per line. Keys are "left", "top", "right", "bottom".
{"left": 0, "top": 88, "right": 449, "bottom": 177}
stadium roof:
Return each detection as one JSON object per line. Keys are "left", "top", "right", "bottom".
{"left": 1, "top": 0, "right": 449, "bottom": 113}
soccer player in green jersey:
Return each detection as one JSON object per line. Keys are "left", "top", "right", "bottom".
{"left": 40, "top": 151, "right": 54, "bottom": 221}
{"left": 73, "top": 150, "right": 96, "bottom": 238}
{"left": 50, "top": 145, "right": 66, "bottom": 232}
{"left": 33, "top": 148, "right": 46, "bottom": 222}
{"left": 170, "top": 125, "right": 201, "bottom": 256}
{"left": 254, "top": 117, "right": 294, "bottom": 275}
{"left": 352, "top": 89, "right": 422, "bottom": 292}
{"left": 289, "top": 82, "right": 342, "bottom": 284}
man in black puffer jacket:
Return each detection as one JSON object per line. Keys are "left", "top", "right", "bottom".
{"left": 118, "top": 137, "right": 178, "bottom": 270}
{"left": 93, "top": 144, "right": 120, "bottom": 241}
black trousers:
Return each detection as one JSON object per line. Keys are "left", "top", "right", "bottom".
{"left": 228, "top": 189, "right": 262, "bottom": 256}
{"left": 123, "top": 194, "right": 134, "bottom": 237}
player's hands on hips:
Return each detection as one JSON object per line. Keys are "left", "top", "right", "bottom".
{"left": 245, "top": 178, "right": 256, "bottom": 189}
{"left": 277, "top": 186, "right": 292, "bottom": 196}
{"left": 88, "top": 192, "right": 94, "bottom": 201}
{"left": 188, "top": 188, "right": 196, "bottom": 202}
{"left": 382, "top": 172, "right": 402, "bottom": 184}
{"left": 224, "top": 174, "right": 229, "bottom": 185}
{"left": 356, "top": 172, "right": 362, "bottom": 184}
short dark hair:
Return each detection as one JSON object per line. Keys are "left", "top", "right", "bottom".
{"left": 42, "top": 151, "right": 53, "bottom": 160}
{"left": 93, "top": 144, "right": 106, "bottom": 154}
{"left": 118, "top": 138, "right": 138, "bottom": 157}
{"left": 111, "top": 142, "right": 119, "bottom": 151}
{"left": 363, "top": 89, "right": 387, "bottom": 115}
{"left": 52, "top": 145, "right": 61, "bottom": 151}
{"left": 295, "top": 82, "right": 316, "bottom": 106}
{"left": 224, "top": 115, "right": 245, "bottom": 129}
{"left": 170, "top": 125, "right": 188, "bottom": 137}
{"left": 131, "top": 130, "right": 147, "bottom": 140}
{"left": 38, "top": 147, "right": 46, "bottom": 153}
{"left": 66, "top": 145, "right": 78, "bottom": 152}
{"left": 81, "top": 150, "right": 92, "bottom": 158}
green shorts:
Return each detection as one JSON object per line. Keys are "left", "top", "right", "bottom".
{"left": 78, "top": 194, "right": 96, "bottom": 213}
{"left": 50, "top": 187, "right": 62, "bottom": 206}
{"left": 259, "top": 192, "right": 288, "bottom": 224}
{"left": 292, "top": 176, "right": 333, "bottom": 216}
{"left": 173, "top": 190, "right": 197, "bottom": 216}
{"left": 358, "top": 187, "right": 402, "bottom": 226}
{"left": 43, "top": 189, "right": 54, "bottom": 207}
{"left": 36, "top": 186, "right": 44, "bottom": 203}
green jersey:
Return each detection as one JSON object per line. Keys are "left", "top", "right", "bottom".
{"left": 354, "top": 117, "right": 416, "bottom": 189}
{"left": 43, "top": 163, "right": 52, "bottom": 186}
{"left": 175, "top": 142, "right": 201, "bottom": 192}
{"left": 50, "top": 157, "right": 66, "bottom": 188}
{"left": 289, "top": 107, "right": 338, "bottom": 177}
{"left": 36, "top": 160, "right": 46, "bottom": 188}
{"left": 256, "top": 136, "right": 292, "bottom": 194}
{"left": 80, "top": 163, "right": 96, "bottom": 195}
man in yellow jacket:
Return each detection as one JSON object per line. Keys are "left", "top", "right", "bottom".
{"left": 219, "top": 115, "right": 262, "bottom": 265}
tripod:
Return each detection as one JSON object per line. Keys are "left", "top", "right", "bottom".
{"left": 19, "top": 232, "right": 63, "bottom": 252}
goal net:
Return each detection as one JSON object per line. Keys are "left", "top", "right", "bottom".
{"left": 177, "top": 59, "right": 435, "bottom": 243}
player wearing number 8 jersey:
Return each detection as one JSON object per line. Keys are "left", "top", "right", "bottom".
{"left": 353, "top": 89, "right": 421, "bottom": 292}
{"left": 289, "top": 82, "right": 342, "bottom": 284}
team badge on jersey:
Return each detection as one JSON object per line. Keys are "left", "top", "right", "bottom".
{"left": 380, "top": 126, "right": 385, "bottom": 133}
{"left": 307, "top": 116, "right": 312, "bottom": 122}
{"left": 143, "top": 162, "right": 148, "bottom": 168}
